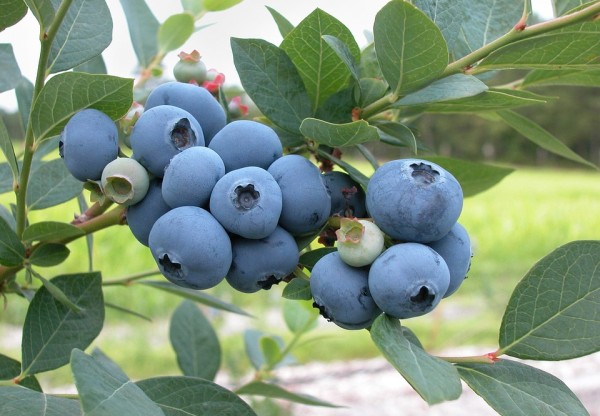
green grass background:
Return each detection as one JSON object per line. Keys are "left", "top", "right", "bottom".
{"left": 1, "top": 165, "right": 599, "bottom": 390}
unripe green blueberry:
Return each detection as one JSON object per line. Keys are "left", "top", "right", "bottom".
{"left": 173, "top": 50, "right": 208, "bottom": 84}
{"left": 336, "top": 218, "right": 385, "bottom": 267}
{"left": 101, "top": 157, "right": 150, "bottom": 206}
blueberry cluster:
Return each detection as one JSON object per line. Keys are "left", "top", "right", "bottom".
{"left": 310, "top": 159, "right": 472, "bottom": 330}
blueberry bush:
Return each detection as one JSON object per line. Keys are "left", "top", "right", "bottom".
{"left": 1, "top": 0, "right": 599, "bottom": 414}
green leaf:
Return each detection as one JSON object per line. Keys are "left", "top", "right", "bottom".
{"left": 203, "top": 0, "right": 242, "bottom": 11}
{"left": 478, "top": 32, "right": 600, "bottom": 71}
{"left": 71, "top": 349, "right": 165, "bottom": 416}
{"left": 0, "top": 386, "right": 81, "bottom": 415}
{"left": 244, "top": 329, "right": 267, "bottom": 370}
{"left": 15, "top": 76, "right": 34, "bottom": 132}
{"left": 26, "top": 159, "right": 84, "bottom": 210}
{"left": 0, "top": 0, "right": 28, "bottom": 31}
{"left": 359, "top": 43, "right": 384, "bottom": 80}
{"left": 140, "top": 280, "right": 251, "bottom": 316}
{"left": 169, "top": 300, "right": 221, "bottom": 381}
{"left": 30, "top": 72, "right": 133, "bottom": 142}
{"left": 0, "top": 118, "right": 18, "bottom": 184}
{"left": 300, "top": 118, "right": 379, "bottom": 148}
{"left": 120, "top": 0, "right": 159, "bottom": 67}
{"left": 0, "top": 216, "right": 25, "bottom": 267}
{"left": 322, "top": 35, "right": 360, "bottom": 84}
{"left": 315, "top": 147, "right": 369, "bottom": 189}
{"left": 499, "top": 240, "right": 600, "bottom": 360}
{"left": 281, "top": 9, "right": 359, "bottom": 110}
{"left": 375, "top": 121, "right": 418, "bottom": 153}
{"left": 236, "top": 381, "right": 340, "bottom": 408}
{"left": 457, "top": 359, "right": 590, "bottom": 416}
{"left": 22, "top": 0, "right": 55, "bottom": 31}
{"left": 394, "top": 74, "right": 488, "bottom": 106}
{"left": 0, "top": 354, "right": 42, "bottom": 392}
{"left": 424, "top": 156, "right": 515, "bottom": 197}
{"left": 422, "top": 88, "right": 552, "bottom": 113}
{"left": 157, "top": 13, "right": 195, "bottom": 54}
{"left": 282, "top": 278, "right": 312, "bottom": 300}
{"left": 180, "top": 0, "right": 203, "bottom": 19}
{"left": 357, "top": 78, "right": 388, "bottom": 108}
{"left": 374, "top": 0, "right": 448, "bottom": 96}
{"left": 231, "top": 37, "right": 312, "bottom": 134}
{"left": 497, "top": 110, "right": 597, "bottom": 168}
{"left": 22, "top": 221, "right": 85, "bottom": 244}
{"left": 313, "top": 86, "right": 355, "bottom": 124}
{"left": 370, "top": 314, "right": 462, "bottom": 404}
{"left": 137, "top": 376, "right": 257, "bottom": 416}
{"left": 32, "top": 271, "right": 82, "bottom": 311}
{"left": 522, "top": 68, "right": 600, "bottom": 87}
{"left": 298, "top": 247, "right": 337, "bottom": 270}
{"left": 21, "top": 273, "right": 104, "bottom": 376}
{"left": 0, "top": 164, "right": 13, "bottom": 194}
{"left": 412, "top": 0, "right": 467, "bottom": 59}
{"left": 0, "top": 44, "right": 22, "bottom": 93}
{"left": 283, "top": 299, "right": 318, "bottom": 334}
{"left": 29, "top": 244, "right": 70, "bottom": 267}
{"left": 266, "top": 6, "right": 294, "bottom": 38}
{"left": 260, "top": 336, "right": 281, "bottom": 368}
{"left": 0, "top": 205, "right": 15, "bottom": 231}
{"left": 47, "top": 0, "right": 113, "bottom": 74}
{"left": 74, "top": 54, "right": 108, "bottom": 75}
{"left": 553, "top": 0, "right": 591, "bottom": 16}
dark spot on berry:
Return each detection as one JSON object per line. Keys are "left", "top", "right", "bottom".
{"left": 313, "top": 301, "right": 333, "bottom": 321}
{"left": 258, "top": 274, "right": 281, "bottom": 290}
{"left": 410, "top": 162, "right": 440, "bottom": 185}
{"left": 171, "top": 118, "right": 196, "bottom": 150}
{"left": 58, "top": 138, "right": 64, "bottom": 158}
{"left": 234, "top": 184, "right": 260, "bottom": 210}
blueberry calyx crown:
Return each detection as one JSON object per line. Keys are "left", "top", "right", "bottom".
{"left": 257, "top": 274, "right": 281, "bottom": 290}
{"left": 170, "top": 118, "right": 196, "bottom": 150}
{"left": 410, "top": 162, "right": 440, "bottom": 185}
{"left": 159, "top": 253, "right": 184, "bottom": 280}
{"left": 410, "top": 285, "right": 435, "bottom": 308}
{"left": 234, "top": 184, "right": 260, "bottom": 210}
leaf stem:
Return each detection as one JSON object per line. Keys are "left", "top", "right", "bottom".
{"left": 14, "top": 0, "right": 74, "bottom": 238}
{"left": 102, "top": 269, "right": 163, "bottom": 286}
{"left": 437, "top": 352, "right": 500, "bottom": 364}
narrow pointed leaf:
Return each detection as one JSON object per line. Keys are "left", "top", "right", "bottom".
{"left": 497, "top": 110, "right": 596, "bottom": 168}
{"left": 140, "top": 280, "right": 251, "bottom": 316}
{"left": 0, "top": 387, "right": 81, "bottom": 415}
{"left": 376, "top": 121, "right": 418, "bottom": 153}
{"left": 231, "top": 37, "right": 312, "bottom": 133}
{"left": 315, "top": 147, "right": 369, "bottom": 189}
{"left": 26, "top": 159, "right": 84, "bottom": 210}
{"left": 394, "top": 74, "right": 488, "bottom": 106}
{"left": 21, "top": 273, "right": 104, "bottom": 376}
{"left": 158, "top": 13, "right": 195, "bottom": 54}
{"left": 0, "top": 216, "right": 25, "bottom": 267}
{"left": 0, "top": 118, "right": 18, "bottom": 183}
{"left": 137, "top": 376, "right": 257, "bottom": 416}
{"left": 281, "top": 9, "right": 360, "bottom": 109}
{"left": 523, "top": 68, "right": 600, "bottom": 87}
{"left": 71, "top": 349, "right": 164, "bottom": 416}
{"left": 374, "top": 0, "right": 448, "bottom": 96}
{"left": 0, "top": 44, "right": 22, "bottom": 93}
{"left": 370, "top": 314, "right": 462, "bottom": 404}
{"left": 423, "top": 88, "right": 552, "bottom": 112}
{"left": 457, "top": 359, "right": 589, "bottom": 416}
{"left": 22, "top": 0, "right": 55, "bottom": 30}
{"left": 170, "top": 301, "right": 221, "bottom": 381}
{"left": 16, "top": 76, "right": 34, "bottom": 132}
{"left": 29, "top": 244, "right": 71, "bottom": 267}
{"left": 236, "top": 381, "right": 340, "bottom": 407}
{"left": 47, "top": 0, "right": 113, "bottom": 74}
{"left": 300, "top": 118, "right": 379, "bottom": 148}
{"left": 266, "top": 6, "right": 294, "bottom": 38}
{"left": 322, "top": 35, "right": 360, "bottom": 83}
{"left": 119, "top": 0, "right": 159, "bottom": 67}
{"left": 32, "top": 271, "right": 81, "bottom": 311}
{"left": 0, "top": 0, "right": 28, "bottom": 31}
{"left": 499, "top": 241, "right": 600, "bottom": 360}
{"left": 105, "top": 302, "right": 151, "bottom": 321}
{"left": 22, "top": 221, "right": 85, "bottom": 243}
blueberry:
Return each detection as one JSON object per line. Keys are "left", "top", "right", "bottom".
{"left": 323, "top": 171, "right": 367, "bottom": 217}
{"left": 145, "top": 81, "right": 226, "bottom": 144}
{"left": 366, "top": 159, "right": 463, "bottom": 243}
{"left": 208, "top": 120, "right": 283, "bottom": 173}
{"left": 336, "top": 218, "right": 384, "bottom": 267}
{"left": 101, "top": 157, "right": 150, "bottom": 206}
{"left": 226, "top": 226, "right": 299, "bottom": 293}
{"left": 162, "top": 146, "right": 225, "bottom": 208}
{"left": 148, "top": 206, "right": 232, "bottom": 290}
{"left": 126, "top": 179, "right": 171, "bottom": 246}
{"left": 130, "top": 105, "right": 204, "bottom": 177}
{"left": 310, "top": 251, "right": 381, "bottom": 330}
{"left": 368, "top": 243, "right": 450, "bottom": 319}
{"left": 267, "top": 155, "right": 331, "bottom": 236}
{"left": 428, "top": 222, "right": 472, "bottom": 298}
{"left": 209, "top": 166, "right": 282, "bottom": 239}
{"left": 59, "top": 108, "right": 118, "bottom": 181}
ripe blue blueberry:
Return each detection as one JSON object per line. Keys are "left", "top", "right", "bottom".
{"left": 226, "top": 226, "right": 299, "bottom": 293}
{"left": 126, "top": 179, "right": 171, "bottom": 246}
{"left": 130, "top": 105, "right": 204, "bottom": 177}
{"left": 323, "top": 171, "right": 367, "bottom": 218}
{"left": 144, "top": 81, "right": 226, "bottom": 144}
{"left": 368, "top": 243, "right": 450, "bottom": 319}
{"left": 59, "top": 108, "right": 118, "bottom": 182}
{"left": 209, "top": 166, "right": 282, "bottom": 239}
{"left": 267, "top": 155, "right": 331, "bottom": 236}
{"left": 208, "top": 120, "right": 283, "bottom": 172}
{"left": 310, "top": 251, "right": 381, "bottom": 330}
{"left": 148, "top": 206, "right": 232, "bottom": 290}
{"left": 366, "top": 159, "right": 463, "bottom": 243}
{"left": 428, "top": 222, "right": 472, "bottom": 298}
{"left": 162, "top": 146, "right": 225, "bottom": 208}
